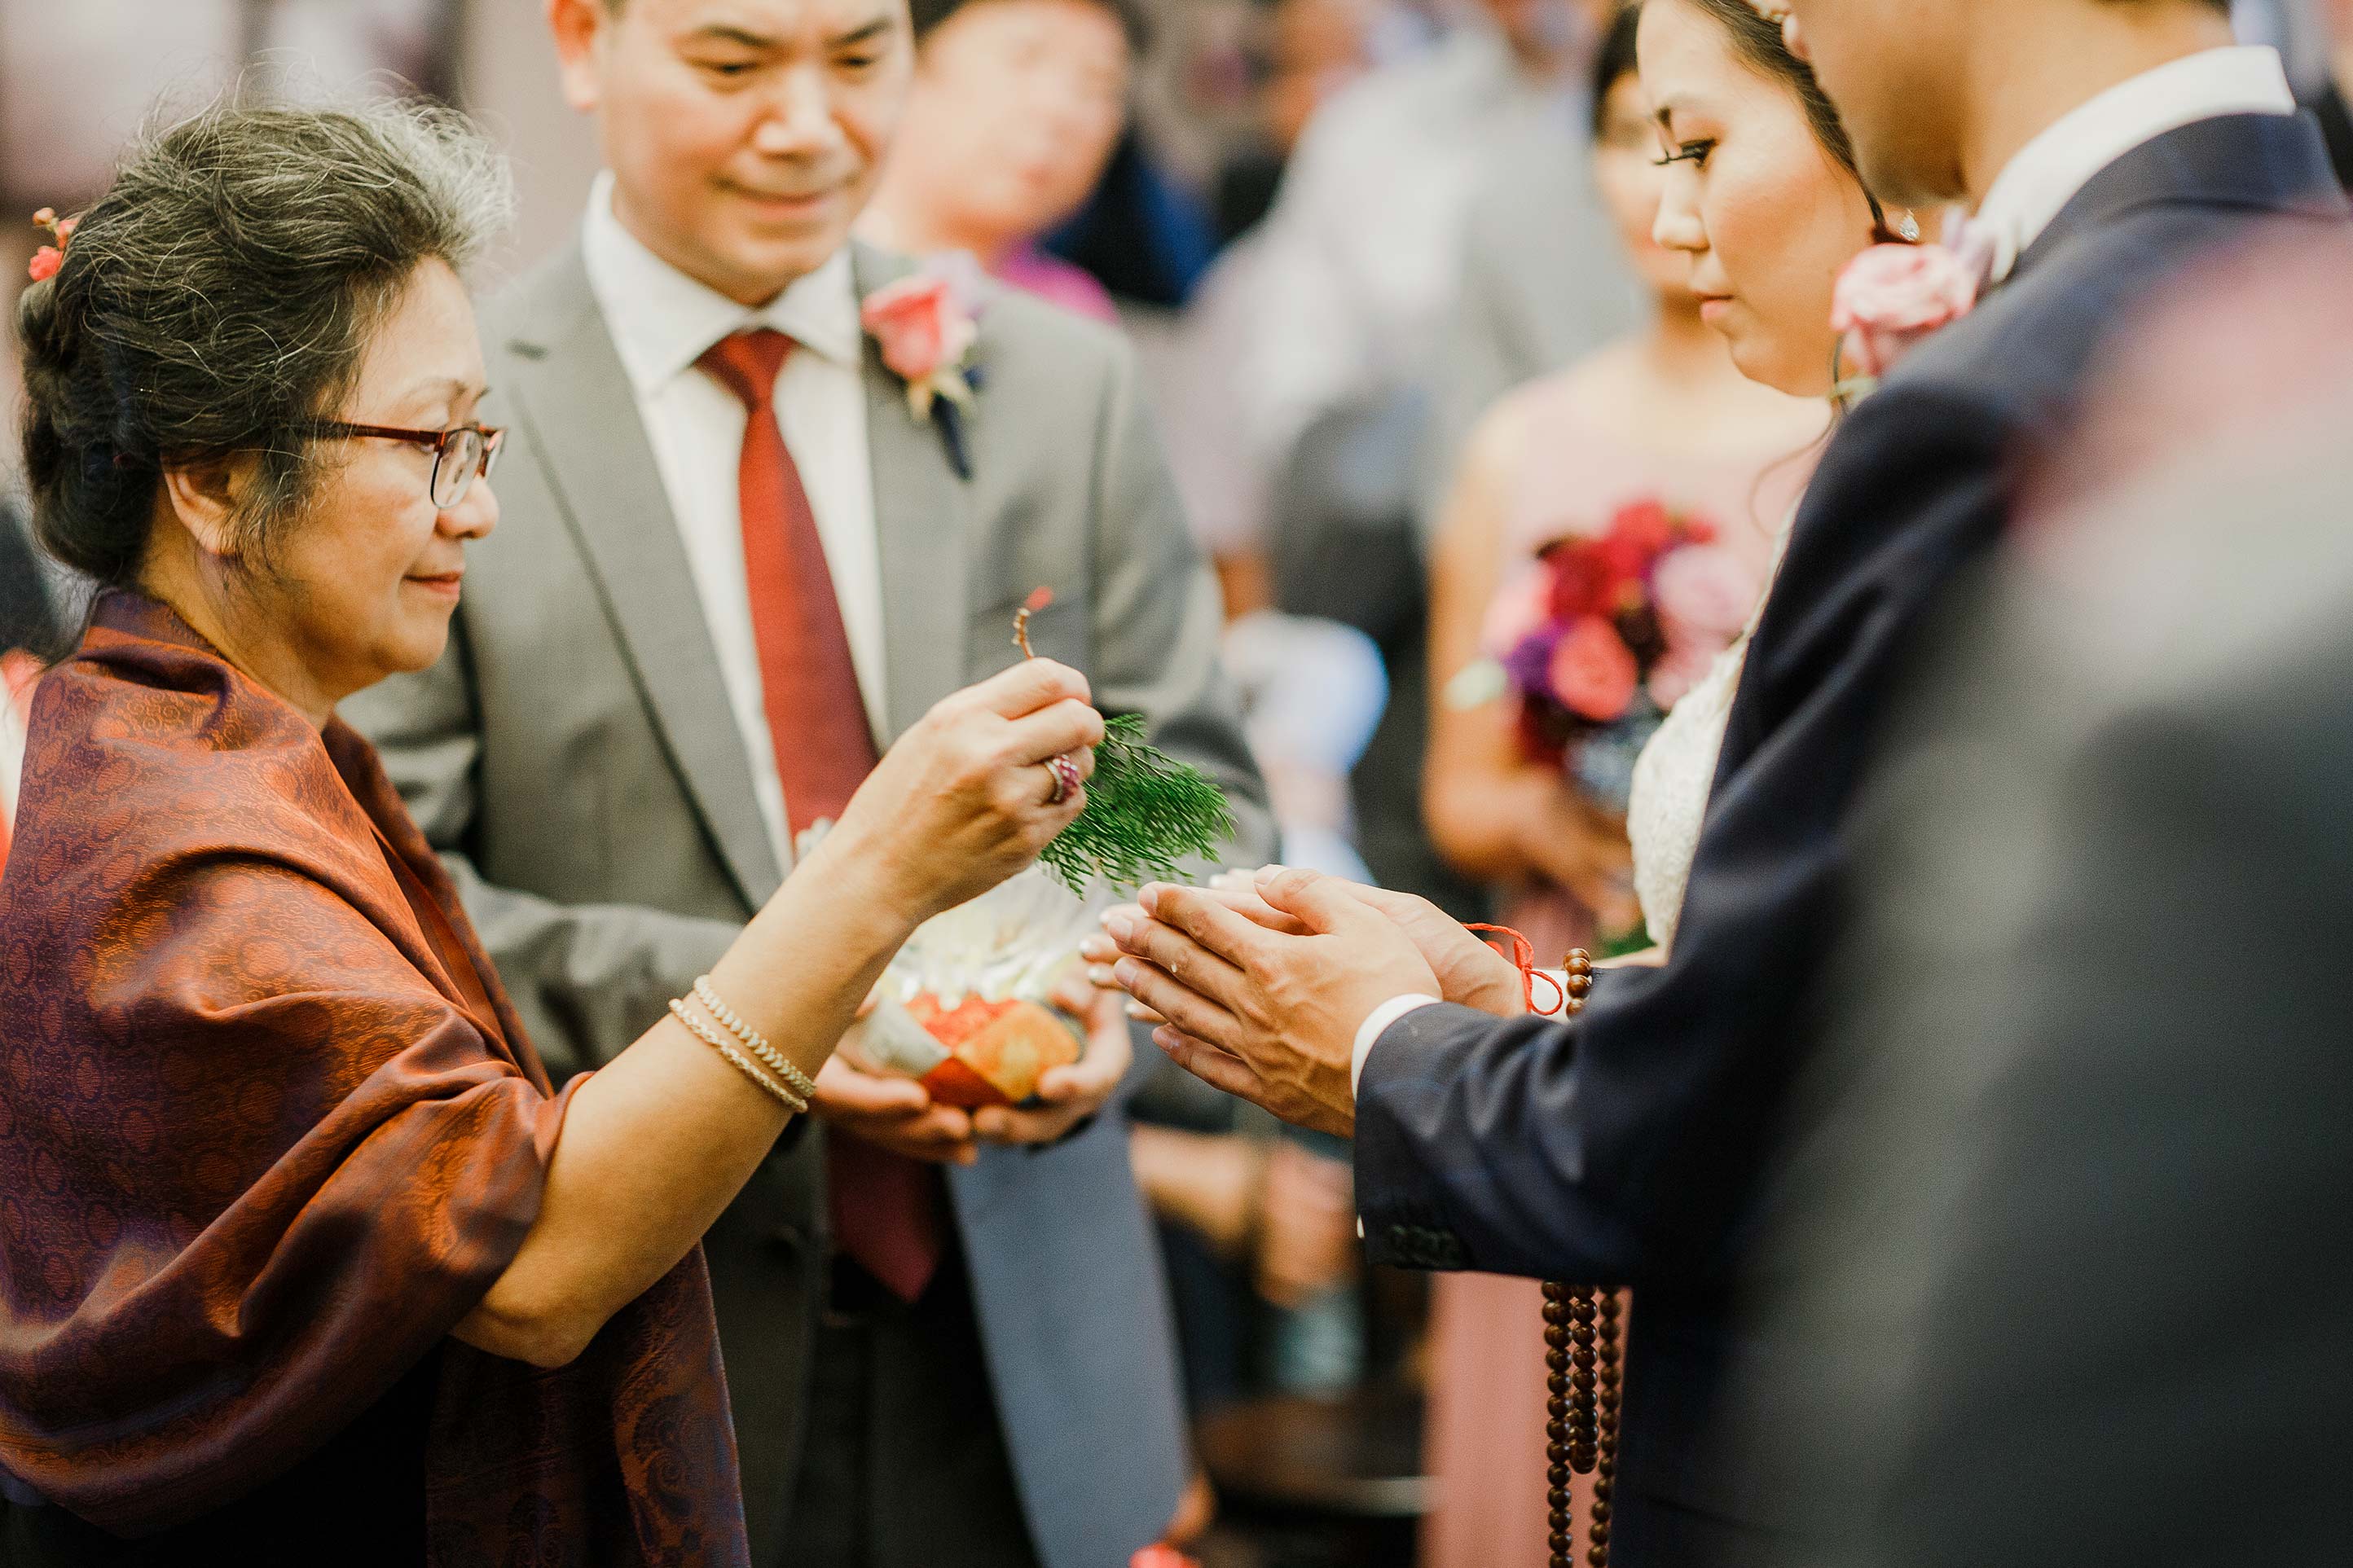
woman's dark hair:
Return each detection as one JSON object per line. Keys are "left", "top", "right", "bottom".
{"left": 908, "top": 0, "right": 1150, "bottom": 54}
{"left": 16, "top": 98, "right": 512, "bottom": 589}
{"left": 1670, "top": 0, "right": 1889, "bottom": 231}
{"left": 1590, "top": 3, "right": 1645, "bottom": 138}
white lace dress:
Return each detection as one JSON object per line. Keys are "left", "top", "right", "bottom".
{"left": 1627, "top": 520, "right": 1795, "bottom": 955}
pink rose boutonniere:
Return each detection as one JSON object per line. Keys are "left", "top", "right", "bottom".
{"left": 1830, "top": 241, "right": 1981, "bottom": 399}
{"left": 863, "top": 271, "right": 983, "bottom": 477}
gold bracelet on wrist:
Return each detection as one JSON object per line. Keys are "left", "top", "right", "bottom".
{"left": 693, "top": 977, "right": 821, "bottom": 1102}
{"left": 669, "top": 998, "right": 807, "bottom": 1113}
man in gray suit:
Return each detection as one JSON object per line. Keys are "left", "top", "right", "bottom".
{"left": 345, "top": 1, "right": 1271, "bottom": 1563}
{"left": 1735, "top": 259, "right": 2353, "bottom": 1566}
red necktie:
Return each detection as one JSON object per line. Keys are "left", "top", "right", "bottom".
{"left": 700, "top": 330, "right": 943, "bottom": 1304}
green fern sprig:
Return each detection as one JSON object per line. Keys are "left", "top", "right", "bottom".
{"left": 1013, "top": 588, "right": 1234, "bottom": 893}
{"left": 1041, "top": 713, "right": 1236, "bottom": 894}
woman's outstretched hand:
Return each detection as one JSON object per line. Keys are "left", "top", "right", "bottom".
{"left": 821, "top": 658, "right": 1102, "bottom": 925}
{"left": 1096, "top": 868, "right": 1440, "bottom": 1137}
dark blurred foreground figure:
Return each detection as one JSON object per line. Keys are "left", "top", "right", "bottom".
{"left": 1740, "top": 238, "right": 2353, "bottom": 1566}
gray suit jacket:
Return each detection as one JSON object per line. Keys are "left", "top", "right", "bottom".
{"left": 345, "top": 239, "right": 1273, "bottom": 1568}
{"left": 1737, "top": 382, "right": 2353, "bottom": 1565}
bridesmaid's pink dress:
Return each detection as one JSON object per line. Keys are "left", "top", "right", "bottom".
{"left": 1423, "top": 377, "right": 1813, "bottom": 1568}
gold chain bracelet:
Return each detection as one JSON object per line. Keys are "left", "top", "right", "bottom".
{"left": 693, "top": 976, "right": 820, "bottom": 1102}
{"left": 668, "top": 997, "right": 807, "bottom": 1114}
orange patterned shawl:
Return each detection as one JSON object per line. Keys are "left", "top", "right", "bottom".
{"left": 0, "top": 592, "right": 750, "bottom": 1565}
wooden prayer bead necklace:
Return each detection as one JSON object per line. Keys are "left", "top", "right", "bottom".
{"left": 1541, "top": 949, "right": 1618, "bottom": 1568}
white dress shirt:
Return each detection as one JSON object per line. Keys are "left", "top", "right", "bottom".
{"left": 1976, "top": 46, "right": 2295, "bottom": 282}
{"left": 1351, "top": 46, "right": 2298, "bottom": 1099}
{"left": 580, "top": 171, "right": 886, "bottom": 865}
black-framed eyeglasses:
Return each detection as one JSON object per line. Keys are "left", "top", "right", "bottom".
{"left": 301, "top": 420, "right": 506, "bottom": 509}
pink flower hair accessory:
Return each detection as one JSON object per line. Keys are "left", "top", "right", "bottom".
{"left": 1831, "top": 241, "right": 1980, "bottom": 392}
{"left": 27, "top": 207, "right": 77, "bottom": 283}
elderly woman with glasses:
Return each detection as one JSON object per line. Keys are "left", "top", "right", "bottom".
{"left": 0, "top": 100, "right": 1103, "bottom": 1568}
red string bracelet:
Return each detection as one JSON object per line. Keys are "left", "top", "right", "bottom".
{"left": 1464, "top": 924, "right": 1568, "bottom": 1016}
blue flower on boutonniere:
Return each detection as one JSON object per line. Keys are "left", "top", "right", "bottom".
{"left": 862, "top": 268, "right": 983, "bottom": 479}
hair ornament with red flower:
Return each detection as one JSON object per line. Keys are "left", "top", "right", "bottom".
{"left": 27, "top": 207, "right": 78, "bottom": 283}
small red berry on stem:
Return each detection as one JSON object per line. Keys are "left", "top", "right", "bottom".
{"left": 1013, "top": 586, "right": 1054, "bottom": 659}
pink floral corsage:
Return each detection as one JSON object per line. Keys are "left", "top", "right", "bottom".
{"left": 1830, "top": 241, "right": 1980, "bottom": 399}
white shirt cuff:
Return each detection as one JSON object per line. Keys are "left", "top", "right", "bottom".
{"left": 1350, "top": 994, "right": 1443, "bottom": 1098}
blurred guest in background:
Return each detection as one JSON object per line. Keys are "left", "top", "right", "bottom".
{"left": 1152, "top": 0, "right": 1405, "bottom": 617}
{"left": 1232, "top": 0, "right": 1616, "bottom": 468}
{"left": 0, "top": 95, "right": 1103, "bottom": 1566}
{"left": 1208, "top": 0, "right": 1388, "bottom": 242}
{"left": 1424, "top": 3, "right": 1821, "bottom": 968}
{"left": 345, "top": 2, "right": 1269, "bottom": 1566}
{"left": 1414, "top": 14, "right": 1823, "bottom": 1561}
{"left": 1219, "top": 0, "right": 1626, "bottom": 920}
{"left": 862, "top": 0, "right": 1139, "bottom": 323}
{"left": 1161, "top": 0, "right": 1617, "bottom": 609}
{"left": 1418, "top": 6, "right": 1646, "bottom": 546}
{"left": 1741, "top": 235, "right": 2353, "bottom": 1567}
{"left": 0, "top": 505, "right": 57, "bottom": 870}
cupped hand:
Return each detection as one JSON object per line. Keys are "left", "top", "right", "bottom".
{"left": 970, "top": 973, "right": 1133, "bottom": 1147}
{"left": 1102, "top": 868, "right": 1440, "bottom": 1137}
{"left": 825, "top": 658, "right": 1103, "bottom": 925}
{"left": 809, "top": 1055, "right": 979, "bottom": 1166}
{"left": 1082, "top": 869, "right": 1524, "bottom": 1019}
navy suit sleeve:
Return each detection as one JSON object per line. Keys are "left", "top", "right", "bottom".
{"left": 1352, "top": 381, "right": 2017, "bottom": 1288}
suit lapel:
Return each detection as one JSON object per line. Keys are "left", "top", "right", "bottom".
{"left": 855, "top": 244, "right": 974, "bottom": 743}
{"left": 503, "top": 247, "right": 785, "bottom": 907}
{"left": 2017, "top": 111, "right": 2348, "bottom": 278}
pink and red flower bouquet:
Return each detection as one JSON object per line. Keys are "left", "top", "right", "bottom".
{"left": 1482, "top": 499, "right": 1755, "bottom": 810}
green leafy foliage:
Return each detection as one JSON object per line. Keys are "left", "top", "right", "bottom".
{"left": 1041, "top": 714, "right": 1236, "bottom": 894}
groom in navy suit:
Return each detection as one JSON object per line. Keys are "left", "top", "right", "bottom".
{"left": 1102, "top": 0, "right": 2351, "bottom": 1561}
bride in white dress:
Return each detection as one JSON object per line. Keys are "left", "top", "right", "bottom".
{"left": 1626, "top": 520, "right": 1792, "bottom": 958}
{"left": 1401, "top": 14, "right": 1828, "bottom": 1566}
